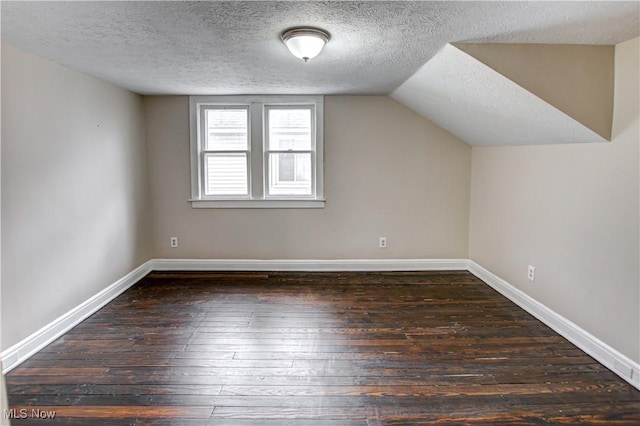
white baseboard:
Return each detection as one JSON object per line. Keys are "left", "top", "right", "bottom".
{"left": 0, "top": 258, "right": 465, "bottom": 374}
{"left": 151, "top": 258, "right": 470, "bottom": 272}
{"left": 1, "top": 260, "right": 154, "bottom": 374}
{"left": 3, "top": 257, "right": 638, "bottom": 392}
{"left": 468, "top": 260, "right": 640, "bottom": 390}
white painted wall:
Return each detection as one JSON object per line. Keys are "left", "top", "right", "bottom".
{"left": 145, "top": 95, "right": 471, "bottom": 259}
{"left": 468, "top": 37, "right": 639, "bottom": 362}
{"left": 0, "top": 44, "right": 152, "bottom": 351}
{"left": 0, "top": 45, "right": 8, "bottom": 424}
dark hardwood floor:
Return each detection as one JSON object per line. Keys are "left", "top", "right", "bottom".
{"left": 5, "top": 271, "right": 640, "bottom": 425}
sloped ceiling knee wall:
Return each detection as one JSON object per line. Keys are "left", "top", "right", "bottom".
{"left": 391, "top": 43, "right": 614, "bottom": 146}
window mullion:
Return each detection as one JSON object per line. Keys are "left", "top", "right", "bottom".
{"left": 198, "top": 105, "right": 208, "bottom": 199}
{"left": 314, "top": 101, "right": 324, "bottom": 199}
{"left": 249, "top": 102, "right": 264, "bottom": 199}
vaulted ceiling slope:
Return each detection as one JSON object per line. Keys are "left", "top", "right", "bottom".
{"left": 1, "top": 1, "right": 639, "bottom": 146}
{"left": 391, "top": 43, "right": 613, "bottom": 146}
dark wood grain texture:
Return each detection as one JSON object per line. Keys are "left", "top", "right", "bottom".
{"left": 6, "top": 271, "right": 640, "bottom": 425}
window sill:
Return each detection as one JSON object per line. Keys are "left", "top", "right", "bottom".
{"left": 190, "top": 199, "right": 326, "bottom": 209}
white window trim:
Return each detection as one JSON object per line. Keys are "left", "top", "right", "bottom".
{"left": 189, "top": 95, "right": 325, "bottom": 209}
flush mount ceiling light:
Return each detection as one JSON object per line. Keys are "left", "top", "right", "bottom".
{"left": 281, "top": 27, "right": 330, "bottom": 62}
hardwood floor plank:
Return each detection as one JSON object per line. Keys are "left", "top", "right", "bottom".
{"left": 7, "top": 384, "right": 223, "bottom": 396}
{"left": 6, "top": 271, "right": 639, "bottom": 424}
{"left": 9, "top": 405, "right": 213, "bottom": 418}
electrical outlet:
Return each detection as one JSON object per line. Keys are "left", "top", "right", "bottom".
{"left": 379, "top": 237, "right": 387, "bottom": 249}
{"left": 527, "top": 265, "right": 535, "bottom": 282}
{"left": 170, "top": 237, "right": 178, "bottom": 248}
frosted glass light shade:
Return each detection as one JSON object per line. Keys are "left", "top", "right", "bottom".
{"left": 282, "top": 28, "right": 330, "bottom": 62}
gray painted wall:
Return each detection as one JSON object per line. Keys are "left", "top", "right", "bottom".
{"left": 1, "top": 44, "right": 152, "bottom": 350}
{"left": 468, "top": 37, "right": 639, "bottom": 362}
{"left": 144, "top": 95, "right": 472, "bottom": 260}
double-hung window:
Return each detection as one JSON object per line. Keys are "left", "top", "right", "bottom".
{"left": 203, "top": 107, "right": 250, "bottom": 197}
{"left": 189, "top": 95, "right": 324, "bottom": 208}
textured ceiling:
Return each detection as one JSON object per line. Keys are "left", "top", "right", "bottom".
{"left": 2, "top": 1, "right": 639, "bottom": 96}
{"left": 391, "top": 44, "right": 608, "bottom": 146}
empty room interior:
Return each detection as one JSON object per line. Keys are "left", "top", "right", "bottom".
{"left": 1, "top": 1, "right": 639, "bottom": 424}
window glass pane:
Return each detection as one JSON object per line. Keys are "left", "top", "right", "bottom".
{"left": 268, "top": 153, "right": 312, "bottom": 196}
{"left": 278, "top": 153, "right": 295, "bottom": 181}
{"left": 206, "top": 109, "right": 248, "bottom": 150}
{"left": 268, "top": 108, "right": 311, "bottom": 150}
{"left": 205, "top": 153, "right": 248, "bottom": 196}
